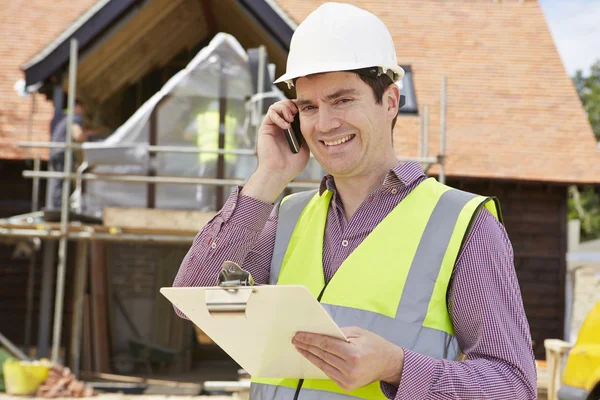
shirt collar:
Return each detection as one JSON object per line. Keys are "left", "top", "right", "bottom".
{"left": 318, "top": 161, "right": 426, "bottom": 195}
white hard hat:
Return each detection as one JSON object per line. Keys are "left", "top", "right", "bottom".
{"left": 274, "top": 2, "right": 405, "bottom": 88}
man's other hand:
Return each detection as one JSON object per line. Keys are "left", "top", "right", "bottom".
{"left": 292, "top": 326, "right": 404, "bottom": 392}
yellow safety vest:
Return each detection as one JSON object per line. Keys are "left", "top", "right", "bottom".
{"left": 195, "top": 111, "right": 238, "bottom": 164}
{"left": 251, "top": 178, "right": 502, "bottom": 399}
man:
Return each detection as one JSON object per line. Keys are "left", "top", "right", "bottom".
{"left": 173, "top": 3, "right": 537, "bottom": 399}
{"left": 49, "top": 98, "right": 91, "bottom": 208}
{"left": 190, "top": 99, "right": 239, "bottom": 211}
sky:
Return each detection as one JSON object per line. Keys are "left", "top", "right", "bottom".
{"left": 538, "top": 0, "right": 600, "bottom": 76}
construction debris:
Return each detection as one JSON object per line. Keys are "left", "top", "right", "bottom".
{"left": 35, "top": 363, "right": 95, "bottom": 398}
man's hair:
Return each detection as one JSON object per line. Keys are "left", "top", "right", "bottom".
{"left": 353, "top": 69, "right": 398, "bottom": 135}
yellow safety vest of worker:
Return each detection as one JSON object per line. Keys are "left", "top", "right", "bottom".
{"left": 195, "top": 110, "right": 238, "bottom": 164}
{"left": 250, "top": 178, "right": 503, "bottom": 399}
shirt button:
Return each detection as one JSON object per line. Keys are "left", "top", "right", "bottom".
{"left": 341, "top": 240, "right": 349, "bottom": 247}
{"left": 391, "top": 188, "right": 398, "bottom": 194}
{"left": 211, "top": 242, "right": 217, "bottom": 249}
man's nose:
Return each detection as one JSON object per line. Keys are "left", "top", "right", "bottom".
{"left": 316, "top": 106, "right": 342, "bottom": 133}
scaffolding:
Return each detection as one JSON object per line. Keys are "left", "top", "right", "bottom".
{"left": 0, "top": 38, "right": 449, "bottom": 377}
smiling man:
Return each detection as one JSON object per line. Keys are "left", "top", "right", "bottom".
{"left": 173, "top": 2, "right": 537, "bottom": 399}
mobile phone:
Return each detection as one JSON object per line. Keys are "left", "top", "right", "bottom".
{"left": 285, "top": 113, "right": 304, "bottom": 153}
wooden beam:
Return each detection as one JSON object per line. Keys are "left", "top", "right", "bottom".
{"left": 78, "top": 0, "right": 185, "bottom": 88}
{"left": 90, "top": 242, "right": 110, "bottom": 372}
{"left": 70, "top": 241, "right": 89, "bottom": 375}
{"left": 82, "top": 295, "right": 93, "bottom": 372}
{"left": 216, "top": 69, "right": 227, "bottom": 210}
{"left": 199, "top": 0, "right": 217, "bottom": 35}
{"left": 148, "top": 106, "right": 158, "bottom": 209}
{"left": 103, "top": 207, "right": 215, "bottom": 232}
{"left": 213, "top": 0, "right": 288, "bottom": 81}
{"left": 79, "top": 371, "right": 201, "bottom": 389}
{"left": 557, "top": 187, "right": 568, "bottom": 339}
{"left": 94, "top": 10, "right": 207, "bottom": 102}
{"left": 37, "top": 240, "right": 57, "bottom": 359}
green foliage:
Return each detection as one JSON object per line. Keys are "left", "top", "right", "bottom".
{"left": 568, "top": 186, "right": 600, "bottom": 241}
{"left": 0, "top": 347, "right": 13, "bottom": 392}
{"left": 569, "top": 60, "right": 600, "bottom": 241}
{"left": 572, "top": 60, "right": 600, "bottom": 141}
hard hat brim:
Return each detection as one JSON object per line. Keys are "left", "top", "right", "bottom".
{"left": 274, "top": 65, "right": 405, "bottom": 87}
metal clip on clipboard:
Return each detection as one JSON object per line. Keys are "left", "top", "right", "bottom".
{"left": 205, "top": 261, "right": 256, "bottom": 316}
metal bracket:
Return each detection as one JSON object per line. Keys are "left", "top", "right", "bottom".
{"left": 205, "top": 261, "right": 256, "bottom": 315}
{"left": 205, "top": 287, "right": 254, "bottom": 314}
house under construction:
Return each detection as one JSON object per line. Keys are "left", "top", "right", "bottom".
{"left": 0, "top": 0, "right": 599, "bottom": 391}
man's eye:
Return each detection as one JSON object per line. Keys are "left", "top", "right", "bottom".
{"left": 336, "top": 98, "right": 352, "bottom": 105}
{"left": 301, "top": 106, "right": 316, "bottom": 112}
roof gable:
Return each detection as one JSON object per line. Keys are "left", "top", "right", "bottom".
{"left": 274, "top": 0, "right": 600, "bottom": 184}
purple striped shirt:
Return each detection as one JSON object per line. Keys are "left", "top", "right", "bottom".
{"left": 173, "top": 161, "right": 537, "bottom": 399}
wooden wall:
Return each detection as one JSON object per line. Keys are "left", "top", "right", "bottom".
{"left": 449, "top": 178, "right": 567, "bottom": 359}
{"left": 0, "top": 160, "right": 49, "bottom": 349}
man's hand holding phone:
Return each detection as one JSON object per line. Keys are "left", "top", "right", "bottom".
{"left": 241, "top": 100, "right": 310, "bottom": 203}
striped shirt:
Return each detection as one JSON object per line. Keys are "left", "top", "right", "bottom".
{"left": 173, "top": 161, "right": 537, "bottom": 399}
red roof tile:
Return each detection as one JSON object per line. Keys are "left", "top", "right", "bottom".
{"left": 3, "top": 0, "right": 599, "bottom": 183}
{"left": 0, "top": 0, "right": 99, "bottom": 160}
{"left": 274, "top": 0, "right": 600, "bottom": 183}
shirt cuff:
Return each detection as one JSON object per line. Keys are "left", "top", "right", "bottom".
{"left": 380, "top": 349, "right": 438, "bottom": 400}
{"left": 223, "top": 186, "right": 274, "bottom": 231}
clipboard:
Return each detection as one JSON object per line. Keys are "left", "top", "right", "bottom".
{"left": 160, "top": 284, "right": 347, "bottom": 379}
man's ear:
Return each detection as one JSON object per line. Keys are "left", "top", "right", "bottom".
{"left": 385, "top": 84, "right": 400, "bottom": 119}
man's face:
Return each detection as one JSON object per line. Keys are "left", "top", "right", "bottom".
{"left": 295, "top": 72, "right": 397, "bottom": 179}
{"left": 75, "top": 104, "right": 84, "bottom": 116}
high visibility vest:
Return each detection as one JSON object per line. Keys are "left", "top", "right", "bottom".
{"left": 195, "top": 111, "right": 238, "bottom": 164}
{"left": 250, "top": 178, "right": 502, "bottom": 400}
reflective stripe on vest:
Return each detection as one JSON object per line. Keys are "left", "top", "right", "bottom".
{"left": 252, "top": 178, "right": 502, "bottom": 399}
{"left": 270, "top": 189, "right": 319, "bottom": 284}
{"left": 250, "top": 384, "right": 364, "bottom": 399}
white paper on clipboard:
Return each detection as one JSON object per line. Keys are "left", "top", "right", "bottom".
{"left": 160, "top": 285, "right": 347, "bottom": 379}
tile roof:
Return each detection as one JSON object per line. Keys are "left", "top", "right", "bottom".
{"left": 274, "top": 0, "right": 600, "bottom": 184}
{"left": 0, "top": 0, "right": 99, "bottom": 160}
{"left": 3, "top": 0, "right": 599, "bottom": 183}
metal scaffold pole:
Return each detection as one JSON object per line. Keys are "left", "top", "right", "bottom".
{"left": 51, "top": 38, "right": 78, "bottom": 363}
{"left": 439, "top": 76, "right": 447, "bottom": 185}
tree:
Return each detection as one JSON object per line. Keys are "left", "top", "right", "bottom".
{"left": 568, "top": 186, "right": 600, "bottom": 241}
{"left": 572, "top": 60, "right": 600, "bottom": 141}
{"left": 569, "top": 61, "right": 600, "bottom": 242}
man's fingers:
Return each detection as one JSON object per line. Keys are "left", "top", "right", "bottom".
{"left": 266, "top": 101, "right": 296, "bottom": 120}
{"left": 296, "top": 348, "right": 345, "bottom": 383}
{"left": 294, "top": 342, "right": 349, "bottom": 373}
{"left": 294, "top": 333, "right": 350, "bottom": 359}
{"left": 277, "top": 103, "right": 297, "bottom": 123}
{"left": 267, "top": 108, "right": 290, "bottom": 129}
{"left": 282, "top": 106, "right": 295, "bottom": 122}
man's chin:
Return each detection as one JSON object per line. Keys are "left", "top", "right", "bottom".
{"left": 323, "top": 164, "right": 357, "bottom": 179}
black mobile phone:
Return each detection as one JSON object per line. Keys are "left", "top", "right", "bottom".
{"left": 285, "top": 113, "right": 304, "bottom": 153}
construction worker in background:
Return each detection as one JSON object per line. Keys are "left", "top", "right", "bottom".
{"left": 193, "top": 99, "right": 238, "bottom": 211}
{"left": 174, "top": 2, "right": 536, "bottom": 399}
{"left": 49, "top": 98, "right": 93, "bottom": 209}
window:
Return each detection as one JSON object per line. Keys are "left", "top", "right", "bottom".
{"left": 398, "top": 65, "right": 418, "bottom": 114}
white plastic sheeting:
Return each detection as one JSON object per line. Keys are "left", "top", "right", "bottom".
{"left": 79, "top": 33, "right": 325, "bottom": 216}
